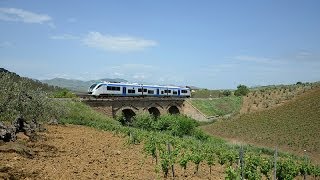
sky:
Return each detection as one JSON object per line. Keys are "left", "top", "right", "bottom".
{"left": 0, "top": 0, "right": 320, "bottom": 89}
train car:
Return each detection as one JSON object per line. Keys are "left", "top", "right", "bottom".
{"left": 88, "top": 82, "right": 191, "bottom": 98}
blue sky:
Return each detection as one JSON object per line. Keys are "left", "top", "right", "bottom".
{"left": 0, "top": 0, "right": 319, "bottom": 89}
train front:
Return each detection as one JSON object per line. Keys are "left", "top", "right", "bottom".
{"left": 88, "top": 83, "right": 98, "bottom": 95}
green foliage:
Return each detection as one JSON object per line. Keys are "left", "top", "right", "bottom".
{"left": 223, "top": 90, "right": 232, "bottom": 96}
{"left": 179, "top": 152, "right": 190, "bottom": 171}
{"left": 52, "top": 89, "right": 76, "bottom": 98}
{"left": 234, "top": 84, "right": 250, "bottom": 96}
{"left": 243, "top": 153, "right": 262, "bottom": 180}
{"left": 260, "top": 157, "right": 273, "bottom": 179}
{"left": 191, "top": 89, "right": 224, "bottom": 98}
{"left": 132, "top": 113, "right": 155, "bottom": 130}
{"left": 145, "top": 114, "right": 199, "bottom": 138}
{"left": 0, "top": 72, "right": 66, "bottom": 122}
{"left": 225, "top": 166, "right": 240, "bottom": 180}
{"left": 276, "top": 158, "right": 299, "bottom": 180}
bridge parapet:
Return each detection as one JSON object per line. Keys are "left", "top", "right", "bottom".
{"left": 83, "top": 97, "right": 186, "bottom": 119}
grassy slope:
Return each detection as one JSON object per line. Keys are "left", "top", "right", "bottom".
{"left": 201, "top": 88, "right": 320, "bottom": 162}
{"left": 189, "top": 96, "right": 242, "bottom": 117}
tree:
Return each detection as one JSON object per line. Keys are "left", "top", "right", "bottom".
{"left": 234, "top": 85, "right": 249, "bottom": 96}
{"left": 223, "top": 90, "right": 232, "bottom": 96}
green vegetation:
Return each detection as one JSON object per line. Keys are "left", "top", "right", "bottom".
{"left": 0, "top": 71, "right": 64, "bottom": 122}
{"left": 2, "top": 68, "right": 320, "bottom": 178}
{"left": 202, "top": 88, "right": 320, "bottom": 163}
{"left": 189, "top": 96, "right": 242, "bottom": 117}
{"left": 58, "top": 103, "right": 320, "bottom": 179}
{"left": 191, "top": 89, "right": 225, "bottom": 98}
{"left": 52, "top": 89, "right": 77, "bottom": 98}
{"left": 234, "top": 84, "right": 250, "bottom": 96}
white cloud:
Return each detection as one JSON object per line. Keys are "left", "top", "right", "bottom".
{"left": 82, "top": 31, "right": 158, "bottom": 52}
{"left": 50, "top": 34, "right": 79, "bottom": 40}
{"left": 0, "top": 8, "right": 52, "bottom": 24}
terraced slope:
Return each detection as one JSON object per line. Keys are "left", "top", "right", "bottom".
{"left": 202, "top": 88, "right": 320, "bottom": 163}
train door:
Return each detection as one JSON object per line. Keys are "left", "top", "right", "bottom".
{"left": 178, "top": 90, "right": 180, "bottom": 96}
{"left": 156, "top": 89, "right": 159, "bottom": 96}
{"left": 123, "top": 87, "right": 126, "bottom": 96}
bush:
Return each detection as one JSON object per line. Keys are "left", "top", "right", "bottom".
{"left": 151, "top": 114, "right": 199, "bottom": 137}
{"left": 234, "top": 84, "right": 249, "bottom": 96}
{"left": 132, "top": 113, "right": 155, "bottom": 130}
{"left": 223, "top": 90, "right": 232, "bottom": 96}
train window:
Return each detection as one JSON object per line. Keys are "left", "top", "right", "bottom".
{"left": 161, "top": 91, "right": 164, "bottom": 94}
{"left": 173, "top": 91, "right": 177, "bottom": 94}
{"left": 107, "top": 86, "right": 120, "bottom": 91}
{"left": 164, "top": 90, "right": 168, "bottom": 93}
{"left": 128, "top": 89, "right": 135, "bottom": 93}
{"left": 181, "top": 90, "right": 188, "bottom": 93}
{"left": 97, "top": 84, "right": 103, "bottom": 89}
{"left": 138, "top": 88, "right": 142, "bottom": 92}
{"left": 168, "top": 90, "right": 171, "bottom": 93}
{"left": 89, "top": 84, "right": 97, "bottom": 90}
{"left": 148, "top": 90, "right": 154, "bottom": 94}
{"left": 144, "top": 89, "right": 147, "bottom": 92}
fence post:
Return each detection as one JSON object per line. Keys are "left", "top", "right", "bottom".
{"left": 239, "top": 145, "right": 244, "bottom": 180}
{"left": 274, "top": 147, "right": 278, "bottom": 180}
{"left": 167, "top": 142, "right": 175, "bottom": 178}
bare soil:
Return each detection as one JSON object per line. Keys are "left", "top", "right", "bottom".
{"left": 0, "top": 125, "right": 225, "bottom": 179}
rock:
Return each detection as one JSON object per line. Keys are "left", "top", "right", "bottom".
{"left": 48, "top": 119, "right": 59, "bottom": 125}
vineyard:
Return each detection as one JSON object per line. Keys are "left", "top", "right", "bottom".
{"left": 1, "top": 69, "right": 320, "bottom": 179}
{"left": 60, "top": 112, "right": 320, "bottom": 179}
{"left": 241, "top": 82, "right": 320, "bottom": 114}
{"left": 202, "top": 87, "right": 320, "bottom": 164}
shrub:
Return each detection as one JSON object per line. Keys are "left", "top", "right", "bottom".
{"left": 234, "top": 84, "right": 249, "bottom": 96}
{"left": 223, "top": 90, "right": 232, "bottom": 96}
{"left": 132, "top": 113, "right": 155, "bottom": 130}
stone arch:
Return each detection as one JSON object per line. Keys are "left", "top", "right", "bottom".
{"left": 115, "top": 106, "right": 137, "bottom": 123}
{"left": 121, "top": 109, "right": 136, "bottom": 123}
{"left": 168, "top": 106, "right": 180, "bottom": 114}
{"left": 148, "top": 107, "right": 161, "bottom": 117}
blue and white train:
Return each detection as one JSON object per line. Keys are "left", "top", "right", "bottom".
{"left": 88, "top": 82, "right": 191, "bottom": 98}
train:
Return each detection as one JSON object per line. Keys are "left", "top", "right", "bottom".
{"left": 88, "top": 82, "right": 191, "bottom": 98}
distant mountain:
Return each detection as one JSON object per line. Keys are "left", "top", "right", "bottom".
{"left": 41, "top": 78, "right": 127, "bottom": 92}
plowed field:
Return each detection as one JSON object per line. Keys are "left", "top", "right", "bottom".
{"left": 0, "top": 125, "right": 225, "bottom": 179}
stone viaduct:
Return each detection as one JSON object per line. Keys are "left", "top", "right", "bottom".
{"left": 83, "top": 97, "right": 210, "bottom": 122}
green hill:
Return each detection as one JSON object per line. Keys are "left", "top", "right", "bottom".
{"left": 189, "top": 96, "right": 242, "bottom": 117}
{"left": 202, "top": 88, "right": 320, "bottom": 163}
{"left": 41, "top": 77, "right": 127, "bottom": 92}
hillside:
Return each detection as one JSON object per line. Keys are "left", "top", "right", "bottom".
{"left": 241, "top": 82, "right": 320, "bottom": 114}
{"left": 202, "top": 88, "right": 320, "bottom": 162}
{"left": 0, "top": 68, "right": 60, "bottom": 92}
{"left": 188, "top": 96, "right": 242, "bottom": 117}
{"left": 41, "top": 77, "right": 127, "bottom": 92}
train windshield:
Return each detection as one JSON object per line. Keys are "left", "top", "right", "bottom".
{"left": 88, "top": 83, "right": 97, "bottom": 91}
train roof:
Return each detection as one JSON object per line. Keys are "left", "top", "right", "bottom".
{"left": 94, "top": 82, "right": 190, "bottom": 89}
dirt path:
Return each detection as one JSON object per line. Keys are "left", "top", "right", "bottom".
{"left": 0, "top": 125, "right": 225, "bottom": 179}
